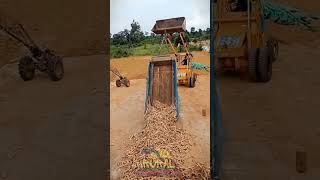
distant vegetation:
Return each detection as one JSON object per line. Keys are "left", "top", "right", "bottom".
{"left": 110, "top": 20, "right": 210, "bottom": 58}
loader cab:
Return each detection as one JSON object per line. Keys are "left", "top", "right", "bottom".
{"left": 214, "top": 0, "right": 264, "bottom": 48}
{"left": 182, "top": 57, "right": 188, "bottom": 65}
{"left": 214, "top": 0, "right": 274, "bottom": 82}
{"left": 216, "top": 0, "right": 258, "bottom": 17}
{"left": 230, "top": 0, "right": 248, "bottom": 12}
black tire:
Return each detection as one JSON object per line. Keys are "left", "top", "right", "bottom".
{"left": 18, "top": 56, "right": 35, "bottom": 81}
{"left": 192, "top": 74, "right": 196, "bottom": 87}
{"left": 188, "top": 74, "right": 196, "bottom": 88}
{"left": 188, "top": 76, "right": 192, "bottom": 88}
{"left": 257, "top": 47, "right": 272, "bottom": 82}
{"left": 272, "top": 40, "right": 279, "bottom": 62}
{"left": 267, "top": 40, "right": 278, "bottom": 62}
{"left": 124, "top": 77, "right": 130, "bottom": 87}
{"left": 48, "top": 57, "right": 64, "bottom": 81}
{"left": 194, "top": 73, "right": 198, "bottom": 81}
{"left": 267, "top": 39, "right": 279, "bottom": 62}
{"left": 248, "top": 48, "right": 258, "bottom": 81}
{"left": 116, "top": 79, "right": 121, "bottom": 87}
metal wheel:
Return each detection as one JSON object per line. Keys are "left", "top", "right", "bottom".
{"left": 116, "top": 79, "right": 121, "bottom": 87}
{"left": 48, "top": 56, "right": 64, "bottom": 81}
{"left": 124, "top": 77, "right": 130, "bottom": 87}
{"left": 18, "top": 56, "right": 35, "bottom": 81}
{"left": 268, "top": 39, "right": 279, "bottom": 62}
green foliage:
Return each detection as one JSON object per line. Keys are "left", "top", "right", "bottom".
{"left": 111, "top": 44, "right": 172, "bottom": 58}
{"left": 198, "top": 28, "right": 203, "bottom": 36}
{"left": 111, "top": 20, "right": 210, "bottom": 58}
{"left": 112, "top": 29, "right": 130, "bottom": 45}
{"left": 172, "top": 32, "right": 191, "bottom": 46}
{"left": 129, "top": 20, "right": 144, "bottom": 46}
{"left": 111, "top": 20, "right": 145, "bottom": 46}
{"left": 191, "top": 27, "right": 196, "bottom": 35}
{"left": 189, "top": 44, "right": 203, "bottom": 52}
{"left": 111, "top": 45, "right": 132, "bottom": 58}
{"left": 198, "top": 43, "right": 203, "bottom": 51}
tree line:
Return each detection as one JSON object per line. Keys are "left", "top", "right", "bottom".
{"left": 111, "top": 20, "right": 210, "bottom": 47}
{"left": 110, "top": 20, "right": 210, "bottom": 58}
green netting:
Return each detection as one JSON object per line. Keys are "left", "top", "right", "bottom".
{"left": 261, "top": 0, "right": 320, "bottom": 31}
{"left": 192, "top": 62, "right": 210, "bottom": 72}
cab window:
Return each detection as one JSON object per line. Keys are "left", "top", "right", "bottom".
{"left": 229, "top": 0, "right": 248, "bottom": 12}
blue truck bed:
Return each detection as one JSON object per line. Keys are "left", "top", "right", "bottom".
{"left": 144, "top": 56, "right": 180, "bottom": 119}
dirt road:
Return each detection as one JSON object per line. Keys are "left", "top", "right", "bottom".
{"left": 110, "top": 52, "right": 210, "bottom": 179}
{"left": 217, "top": 39, "right": 320, "bottom": 179}
{"left": 0, "top": 55, "right": 106, "bottom": 180}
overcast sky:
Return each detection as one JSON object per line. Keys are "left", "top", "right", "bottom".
{"left": 110, "top": 0, "right": 210, "bottom": 35}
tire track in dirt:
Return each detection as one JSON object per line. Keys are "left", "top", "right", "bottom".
{"left": 218, "top": 42, "right": 320, "bottom": 179}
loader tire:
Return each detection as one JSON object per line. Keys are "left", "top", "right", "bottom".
{"left": 116, "top": 79, "right": 121, "bottom": 87}
{"left": 48, "top": 57, "right": 64, "bottom": 81}
{"left": 248, "top": 48, "right": 258, "bottom": 81}
{"left": 188, "top": 74, "right": 196, "bottom": 88}
{"left": 18, "top": 56, "right": 35, "bottom": 81}
{"left": 272, "top": 40, "right": 279, "bottom": 62}
{"left": 268, "top": 39, "right": 279, "bottom": 62}
{"left": 194, "top": 73, "right": 198, "bottom": 81}
{"left": 257, "top": 47, "right": 272, "bottom": 82}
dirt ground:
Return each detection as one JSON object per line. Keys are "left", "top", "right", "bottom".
{"left": 0, "top": 55, "right": 106, "bottom": 180}
{"left": 110, "top": 51, "right": 210, "bottom": 80}
{"left": 218, "top": 43, "right": 320, "bottom": 179}
{"left": 0, "top": 0, "right": 107, "bottom": 68}
{"left": 110, "top": 51, "right": 210, "bottom": 179}
{"left": 217, "top": 25, "right": 320, "bottom": 180}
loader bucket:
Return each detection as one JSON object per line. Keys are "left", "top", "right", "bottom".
{"left": 151, "top": 17, "right": 186, "bottom": 34}
{"left": 145, "top": 56, "right": 180, "bottom": 119}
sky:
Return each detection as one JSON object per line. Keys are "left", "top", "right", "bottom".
{"left": 110, "top": 0, "right": 210, "bottom": 35}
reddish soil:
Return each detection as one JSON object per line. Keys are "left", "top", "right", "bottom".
{"left": 0, "top": 55, "right": 106, "bottom": 180}
{"left": 110, "top": 52, "right": 210, "bottom": 179}
{"left": 0, "top": 0, "right": 107, "bottom": 68}
{"left": 217, "top": 1, "right": 320, "bottom": 178}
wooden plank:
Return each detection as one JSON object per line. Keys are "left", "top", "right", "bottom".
{"left": 163, "top": 65, "right": 172, "bottom": 105}
{"left": 151, "top": 63, "right": 173, "bottom": 105}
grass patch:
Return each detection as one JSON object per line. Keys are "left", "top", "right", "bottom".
{"left": 111, "top": 43, "right": 204, "bottom": 58}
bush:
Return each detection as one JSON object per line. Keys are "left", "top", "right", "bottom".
{"left": 111, "top": 46, "right": 131, "bottom": 58}
{"left": 189, "top": 44, "right": 202, "bottom": 52}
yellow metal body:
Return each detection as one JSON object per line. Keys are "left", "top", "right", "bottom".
{"left": 176, "top": 53, "right": 193, "bottom": 86}
{"left": 151, "top": 17, "right": 196, "bottom": 87}
{"left": 214, "top": 0, "right": 267, "bottom": 72}
{"left": 165, "top": 34, "right": 194, "bottom": 86}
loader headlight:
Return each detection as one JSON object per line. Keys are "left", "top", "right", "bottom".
{"left": 217, "top": 36, "right": 241, "bottom": 48}
{"left": 177, "top": 72, "right": 186, "bottom": 78}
